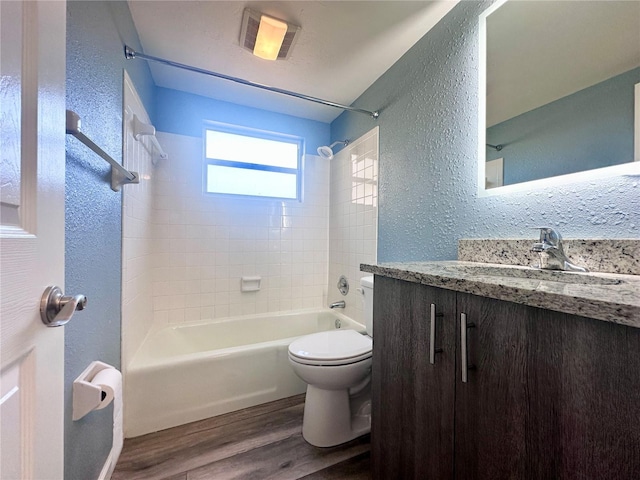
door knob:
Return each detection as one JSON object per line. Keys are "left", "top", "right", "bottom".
{"left": 40, "top": 286, "right": 87, "bottom": 327}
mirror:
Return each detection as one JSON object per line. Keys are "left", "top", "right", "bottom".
{"left": 480, "top": 0, "right": 640, "bottom": 192}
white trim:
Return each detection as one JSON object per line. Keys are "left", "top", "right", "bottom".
{"left": 485, "top": 157, "right": 504, "bottom": 189}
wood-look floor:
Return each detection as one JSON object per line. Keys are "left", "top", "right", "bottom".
{"left": 113, "top": 394, "right": 371, "bottom": 480}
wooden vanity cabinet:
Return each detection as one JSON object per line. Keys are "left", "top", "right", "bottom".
{"left": 453, "top": 291, "right": 559, "bottom": 479}
{"left": 371, "top": 275, "right": 640, "bottom": 480}
{"left": 371, "top": 277, "right": 457, "bottom": 479}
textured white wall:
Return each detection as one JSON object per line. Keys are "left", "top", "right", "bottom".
{"left": 331, "top": 0, "right": 640, "bottom": 263}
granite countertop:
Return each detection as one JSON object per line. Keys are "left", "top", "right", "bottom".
{"left": 360, "top": 261, "right": 640, "bottom": 328}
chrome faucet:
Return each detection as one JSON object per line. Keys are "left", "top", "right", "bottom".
{"left": 330, "top": 300, "right": 346, "bottom": 309}
{"left": 531, "top": 227, "right": 588, "bottom": 272}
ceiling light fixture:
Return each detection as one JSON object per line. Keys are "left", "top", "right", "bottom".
{"left": 240, "top": 9, "right": 300, "bottom": 61}
{"left": 254, "top": 15, "right": 288, "bottom": 61}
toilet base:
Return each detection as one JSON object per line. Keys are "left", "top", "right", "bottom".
{"left": 301, "top": 384, "right": 371, "bottom": 448}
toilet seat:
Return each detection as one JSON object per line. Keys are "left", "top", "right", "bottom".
{"left": 288, "top": 330, "right": 372, "bottom": 366}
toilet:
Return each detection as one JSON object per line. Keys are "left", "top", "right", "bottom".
{"left": 288, "top": 276, "right": 374, "bottom": 447}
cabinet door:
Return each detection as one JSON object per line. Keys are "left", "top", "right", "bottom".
{"left": 372, "top": 277, "right": 456, "bottom": 480}
{"left": 455, "top": 293, "right": 640, "bottom": 479}
{"left": 454, "top": 292, "right": 559, "bottom": 480}
{"left": 557, "top": 312, "right": 640, "bottom": 479}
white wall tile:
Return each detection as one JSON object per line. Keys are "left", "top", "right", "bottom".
{"left": 122, "top": 78, "right": 157, "bottom": 369}
{"left": 146, "top": 132, "right": 330, "bottom": 324}
{"left": 327, "top": 127, "right": 379, "bottom": 325}
{"left": 123, "top": 124, "right": 377, "bottom": 352}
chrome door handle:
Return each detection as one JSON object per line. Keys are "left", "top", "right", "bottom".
{"left": 460, "top": 313, "right": 475, "bottom": 383}
{"left": 429, "top": 303, "right": 444, "bottom": 364}
{"left": 40, "top": 286, "right": 87, "bottom": 327}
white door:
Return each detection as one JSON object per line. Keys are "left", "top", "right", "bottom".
{"left": 1, "top": 1, "right": 67, "bottom": 479}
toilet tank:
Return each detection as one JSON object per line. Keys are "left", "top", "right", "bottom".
{"left": 360, "top": 276, "right": 374, "bottom": 337}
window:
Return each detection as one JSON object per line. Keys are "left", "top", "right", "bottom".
{"left": 204, "top": 123, "right": 303, "bottom": 200}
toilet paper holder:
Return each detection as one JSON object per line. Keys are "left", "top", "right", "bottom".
{"left": 72, "top": 360, "right": 117, "bottom": 421}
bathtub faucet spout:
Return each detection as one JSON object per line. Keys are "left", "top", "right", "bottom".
{"left": 330, "top": 301, "right": 346, "bottom": 309}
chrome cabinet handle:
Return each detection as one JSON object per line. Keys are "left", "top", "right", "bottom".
{"left": 429, "top": 303, "right": 444, "bottom": 365}
{"left": 460, "top": 313, "right": 475, "bottom": 383}
{"left": 40, "top": 286, "right": 87, "bottom": 327}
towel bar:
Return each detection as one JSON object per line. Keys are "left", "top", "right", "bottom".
{"left": 66, "top": 109, "right": 139, "bottom": 192}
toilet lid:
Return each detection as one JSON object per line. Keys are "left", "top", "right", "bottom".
{"left": 288, "top": 329, "right": 372, "bottom": 362}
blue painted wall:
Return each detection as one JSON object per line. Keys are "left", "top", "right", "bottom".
{"left": 487, "top": 67, "right": 640, "bottom": 185}
{"left": 65, "top": 2, "right": 155, "bottom": 478}
{"left": 155, "top": 87, "right": 330, "bottom": 155}
{"left": 331, "top": 0, "right": 640, "bottom": 263}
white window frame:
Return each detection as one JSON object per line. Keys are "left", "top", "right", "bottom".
{"left": 203, "top": 121, "right": 304, "bottom": 201}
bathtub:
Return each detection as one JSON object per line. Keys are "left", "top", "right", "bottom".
{"left": 124, "top": 309, "right": 365, "bottom": 437}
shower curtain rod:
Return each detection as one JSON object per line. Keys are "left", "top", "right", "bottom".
{"left": 124, "top": 46, "right": 379, "bottom": 119}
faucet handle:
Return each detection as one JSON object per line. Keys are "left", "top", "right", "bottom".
{"left": 530, "top": 227, "right": 561, "bottom": 246}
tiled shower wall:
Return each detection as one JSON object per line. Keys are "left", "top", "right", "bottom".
{"left": 328, "top": 127, "right": 379, "bottom": 324}
{"left": 150, "top": 132, "right": 330, "bottom": 324}
{"left": 122, "top": 125, "right": 378, "bottom": 360}
{"left": 122, "top": 74, "right": 156, "bottom": 368}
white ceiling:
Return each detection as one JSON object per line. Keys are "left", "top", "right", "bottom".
{"left": 128, "top": 1, "right": 458, "bottom": 123}
{"left": 487, "top": 1, "right": 640, "bottom": 127}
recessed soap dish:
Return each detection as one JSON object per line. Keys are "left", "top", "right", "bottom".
{"left": 241, "top": 276, "right": 261, "bottom": 292}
